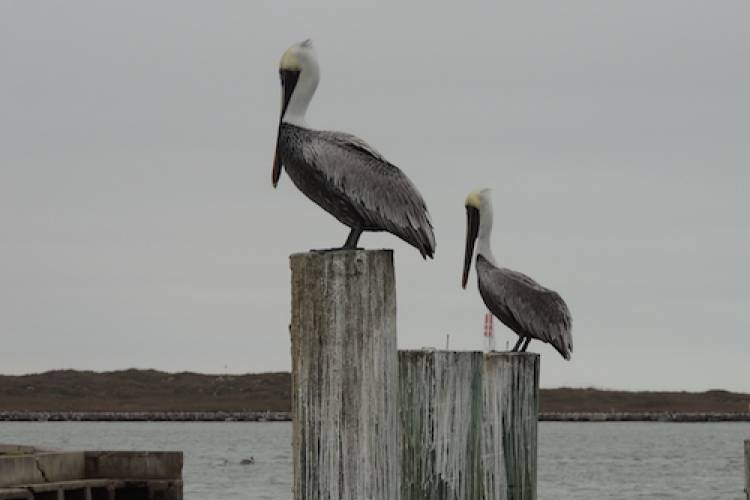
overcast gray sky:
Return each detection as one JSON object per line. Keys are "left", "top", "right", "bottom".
{"left": 1, "top": 1, "right": 748, "bottom": 391}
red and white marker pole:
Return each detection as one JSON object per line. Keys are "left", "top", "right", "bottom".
{"left": 483, "top": 312, "right": 495, "bottom": 352}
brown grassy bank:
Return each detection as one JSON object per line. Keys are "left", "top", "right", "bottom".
{"left": 1, "top": 370, "right": 748, "bottom": 413}
{"left": 0, "top": 369, "right": 290, "bottom": 412}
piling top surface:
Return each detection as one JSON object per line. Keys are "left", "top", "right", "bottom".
{"left": 399, "top": 349, "right": 540, "bottom": 359}
{"left": 485, "top": 351, "right": 540, "bottom": 360}
{"left": 289, "top": 248, "right": 393, "bottom": 259}
{"left": 399, "top": 349, "right": 484, "bottom": 355}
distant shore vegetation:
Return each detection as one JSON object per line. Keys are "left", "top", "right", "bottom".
{"left": 1, "top": 369, "right": 749, "bottom": 413}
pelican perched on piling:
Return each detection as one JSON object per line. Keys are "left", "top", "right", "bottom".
{"left": 462, "top": 189, "right": 573, "bottom": 360}
{"left": 271, "top": 40, "right": 436, "bottom": 258}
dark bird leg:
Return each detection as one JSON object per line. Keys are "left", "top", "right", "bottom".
{"left": 520, "top": 337, "right": 531, "bottom": 352}
{"left": 343, "top": 227, "right": 363, "bottom": 249}
{"left": 511, "top": 336, "right": 524, "bottom": 352}
{"left": 311, "top": 227, "right": 364, "bottom": 253}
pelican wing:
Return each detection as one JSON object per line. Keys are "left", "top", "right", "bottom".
{"left": 479, "top": 264, "right": 573, "bottom": 358}
{"left": 303, "top": 130, "right": 436, "bottom": 257}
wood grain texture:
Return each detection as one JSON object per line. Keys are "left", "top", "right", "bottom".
{"left": 400, "top": 351, "right": 539, "bottom": 500}
{"left": 289, "top": 249, "right": 400, "bottom": 500}
{"left": 400, "top": 351, "right": 484, "bottom": 500}
{"left": 483, "top": 353, "right": 539, "bottom": 500}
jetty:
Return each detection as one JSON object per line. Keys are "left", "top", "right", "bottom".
{"left": 540, "top": 412, "right": 750, "bottom": 422}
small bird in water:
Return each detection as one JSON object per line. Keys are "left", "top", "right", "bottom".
{"left": 271, "top": 39, "right": 436, "bottom": 258}
{"left": 462, "top": 189, "right": 573, "bottom": 359}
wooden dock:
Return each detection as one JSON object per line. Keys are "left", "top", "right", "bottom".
{"left": 0, "top": 445, "right": 182, "bottom": 500}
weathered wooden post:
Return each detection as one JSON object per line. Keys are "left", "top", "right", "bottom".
{"left": 744, "top": 439, "right": 749, "bottom": 500}
{"left": 400, "top": 350, "right": 539, "bottom": 500}
{"left": 400, "top": 350, "right": 484, "bottom": 500}
{"left": 290, "top": 249, "right": 400, "bottom": 500}
{"left": 483, "top": 352, "right": 539, "bottom": 500}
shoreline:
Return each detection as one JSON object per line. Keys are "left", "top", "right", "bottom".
{"left": 2, "top": 411, "right": 750, "bottom": 422}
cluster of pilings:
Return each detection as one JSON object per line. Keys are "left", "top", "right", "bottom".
{"left": 289, "top": 249, "right": 539, "bottom": 500}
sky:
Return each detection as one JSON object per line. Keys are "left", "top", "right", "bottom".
{"left": 1, "top": 1, "right": 748, "bottom": 391}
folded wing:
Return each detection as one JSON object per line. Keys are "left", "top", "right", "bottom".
{"left": 304, "top": 130, "right": 436, "bottom": 258}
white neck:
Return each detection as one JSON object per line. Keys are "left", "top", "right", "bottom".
{"left": 282, "top": 66, "right": 319, "bottom": 128}
{"left": 477, "top": 203, "right": 496, "bottom": 265}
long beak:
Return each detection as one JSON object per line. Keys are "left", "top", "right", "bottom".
{"left": 462, "top": 206, "right": 480, "bottom": 289}
{"left": 272, "top": 69, "right": 301, "bottom": 188}
{"left": 272, "top": 149, "right": 282, "bottom": 188}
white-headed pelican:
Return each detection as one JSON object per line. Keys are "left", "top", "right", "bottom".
{"left": 462, "top": 189, "right": 573, "bottom": 359}
{"left": 272, "top": 40, "right": 436, "bottom": 258}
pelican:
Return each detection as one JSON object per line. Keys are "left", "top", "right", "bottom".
{"left": 271, "top": 40, "right": 436, "bottom": 258}
{"left": 462, "top": 189, "right": 573, "bottom": 360}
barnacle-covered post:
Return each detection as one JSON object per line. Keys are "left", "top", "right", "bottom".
{"left": 289, "top": 249, "right": 400, "bottom": 500}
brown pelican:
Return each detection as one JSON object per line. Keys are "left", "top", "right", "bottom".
{"left": 461, "top": 189, "right": 573, "bottom": 360}
{"left": 271, "top": 40, "right": 436, "bottom": 258}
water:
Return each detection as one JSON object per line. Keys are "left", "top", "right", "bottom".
{"left": 0, "top": 421, "right": 747, "bottom": 499}
{"left": 538, "top": 422, "right": 749, "bottom": 499}
{"left": 0, "top": 422, "right": 291, "bottom": 499}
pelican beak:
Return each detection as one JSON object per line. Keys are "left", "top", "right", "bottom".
{"left": 462, "top": 205, "right": 480, "bottom": 289}
{"left": 272, "top": 69, "right": 301, "bottom": 188}
{"left": 272, "top": 150, "right": 281, "bottom": 188}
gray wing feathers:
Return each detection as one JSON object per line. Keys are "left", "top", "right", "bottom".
{"left": 304, "top": 130, "right": 436, "bottom": 257}
{"left": 481, "top": 266, "right": 573, "bottom": 358}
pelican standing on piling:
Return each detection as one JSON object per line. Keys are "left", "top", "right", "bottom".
{"left": 461, "top": 189, "right": 573, "bottom": 360}
{"left": 271, "top": 40, "right": 436, "bottom": 258}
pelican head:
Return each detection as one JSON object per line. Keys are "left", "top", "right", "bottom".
{"left": 462, "top": 188, "right": 493, "bottom": 289}
{"left": 272, "top": 39, "right": 320, "bottom": 187}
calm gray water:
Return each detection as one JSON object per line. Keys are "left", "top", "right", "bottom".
{"left": 0, "top": 422, "right": 748, "bottom": 499}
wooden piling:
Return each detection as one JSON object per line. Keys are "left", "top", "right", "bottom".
{"left": 483, "top": 353, "right": 539, "bottom": 500}
{"left": 399, "top": 351, "right": 539, "bottom": 500}
{"left": 744, "top": 439, "right": 749, "bottom": 500}
{"left": 400, "top": 350, "right": 484, "bottom": 500}
{"left": 289, "top": 250, "right": 400, "bottom": 500}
